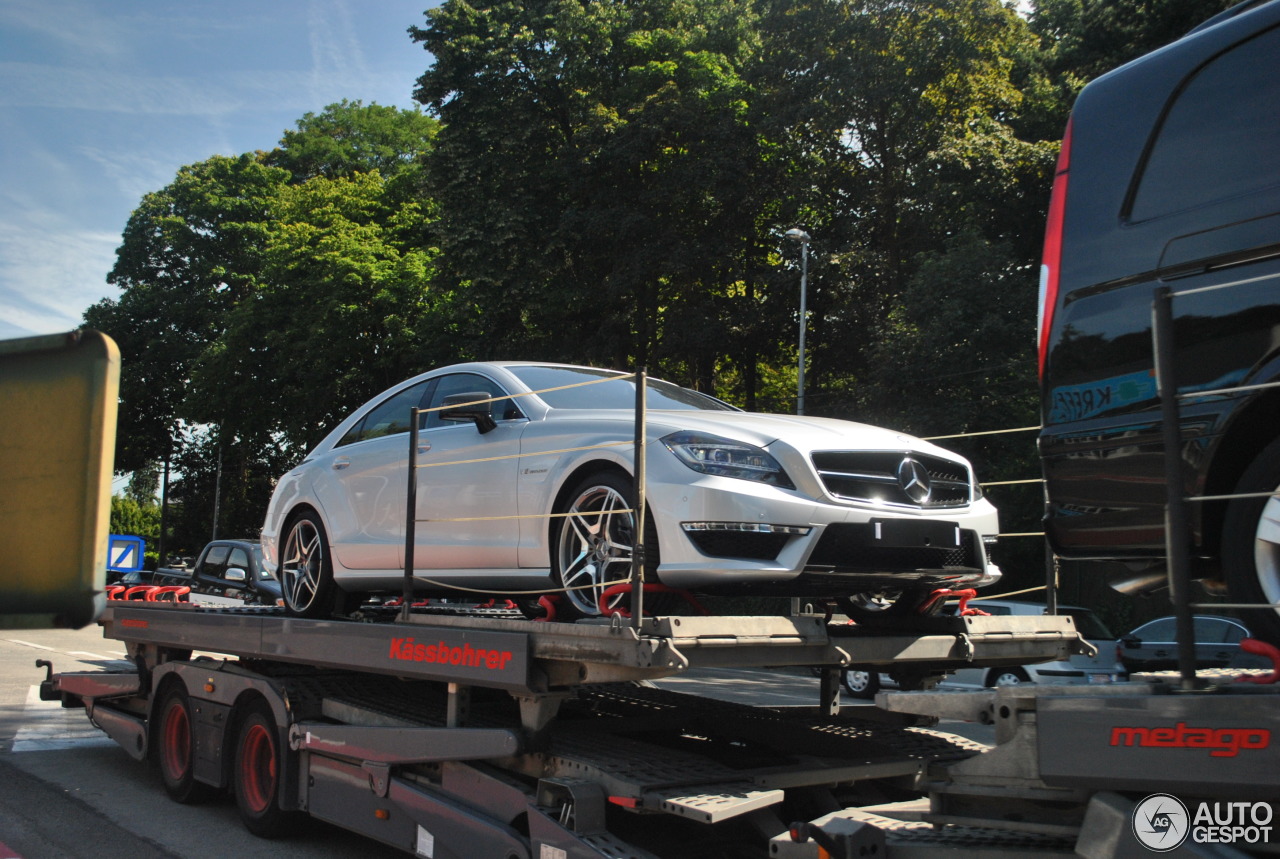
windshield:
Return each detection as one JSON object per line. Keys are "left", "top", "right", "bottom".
{"left": 251, "top": 546, "right": 275, "bottom": 580}
{"left": 509, "top": 366, "right": 737, "bottom": 412}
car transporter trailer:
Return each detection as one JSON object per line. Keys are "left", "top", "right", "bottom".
{"left": 34, "top": 598, "right": 1280, "bottom": 858}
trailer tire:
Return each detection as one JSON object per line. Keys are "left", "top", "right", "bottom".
{"left": 155, "top": 683, "right": 213, "bottom": 804}
{"left": 233, "top": 700, "right": 297, "bottom": 839}
{"left": 279, "top": 511, "right": 338, "bottom": 619}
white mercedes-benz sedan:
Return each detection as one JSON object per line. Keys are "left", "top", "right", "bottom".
{"left": 262, "top": 362, "right": 1001, "bottom": 619}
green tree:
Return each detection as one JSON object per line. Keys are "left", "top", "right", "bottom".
{"left": 264, "top": 99, "right": 439, "bottom": 183}
{"left": 196, "top": 170, "right": 440, "bottom": 451}
{"left": 109, "top": 495, "right": 160, "bottom": 542}
{"left": 412, "top": 0, "right": 782, "bottom": 390}
{"left": 87, "top": 102, "right": 440, "bottom": 539}
{"left": 84, "top": 154, "right": 289, "bottom": 472}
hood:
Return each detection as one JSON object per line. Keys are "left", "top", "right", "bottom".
{"left": 545, "top": 408, "right": 965, "bottom": 461}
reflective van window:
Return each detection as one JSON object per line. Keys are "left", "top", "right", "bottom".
{"left": 1130, "top": 27, "right": 1280, "bottom": 221}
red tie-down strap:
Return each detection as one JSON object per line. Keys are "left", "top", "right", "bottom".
{"left": 476, "top": 599, "right": 520, "bottom": 610}
{"left": 919, "top": 588, "right": 989, "bottom": 616}
{"left": 383, "top": 597, "right": 432, "bottom": 608}
{"left": 597, "top": 583, "right": 709, "bottom": 619}
{"left": 1236, "top": 638, "right": 1280, "bottom": 685}
{"left": 145, "top": 586, "right": 191, "bottom": 602}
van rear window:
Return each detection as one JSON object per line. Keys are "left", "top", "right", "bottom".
{"left": 1130, "top": 26, "right": 1280, "bottom": 221}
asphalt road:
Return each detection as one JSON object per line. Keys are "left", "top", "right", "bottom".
{"left": 0, "top": 621, "right": 995, "bottom": 858}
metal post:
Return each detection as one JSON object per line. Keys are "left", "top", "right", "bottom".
{"left": 1152, "top": 287, "right": 1198, "bottom": 689}
{"left": 1045, "top": 542, "right": 1058, "bottom": 616}
{"left": 211, "top": 442, "right": 223, "bottom": 542}
{"left": 158, "top": 456, "right": 170, "bottom": 568}
{"left": 798, "top": 240, "right": 808, "bottom": 416}
{"left": 632, "top": 367, "right": 647, "bottom": 629}
{"left": 403, "top": 407, "right": 421, "bottom": 622}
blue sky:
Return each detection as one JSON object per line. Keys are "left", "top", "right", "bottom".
{"left": 0, "top": 0, "right": 434, "bottom": 340}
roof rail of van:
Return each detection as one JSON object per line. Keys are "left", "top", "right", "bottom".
{"left": 1186, "top": 0, "right": 1276, "bottom": 36}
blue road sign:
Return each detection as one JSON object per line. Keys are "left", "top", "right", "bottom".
{"left": 107, "top": 535, "right": 145, "bottom": 572}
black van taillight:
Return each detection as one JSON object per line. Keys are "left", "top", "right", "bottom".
{"left": 1038, "top": 117, "right": 1072, "bottom": 380}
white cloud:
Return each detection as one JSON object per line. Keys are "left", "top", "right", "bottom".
{"left": 0, "top": 217, "right": 119, "bottom": 337}
{"left": 0, "top": 0, "right": 433, "bottom": 340}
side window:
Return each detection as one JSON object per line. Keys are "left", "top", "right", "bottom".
{"left": 1221, "top": 622, "right": 1247, "bottom": 645}
{"left": 227, "top": 547, "right": 251, "bottom": 572}
{"left": 1130, "top": 26, "right": 1280, "bottom": 221}
{"left": 203, "top": 545, "right": 230, "bottom": 576}
{"left": 337, "top": 380, "right": 432, "bottom": 447}
{"left": 1141, "top": 618, "right": 1177, "bottom": 642}
{"left": 424, "top": 373, "right": 522, "bottom": 429}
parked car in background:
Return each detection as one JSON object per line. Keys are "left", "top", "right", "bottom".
{"left": 263, "top": 362, "right": 1001, "bottom": 620}
{"left": 153, "top": 540, "right": 283, "bottom": 607}
{"left": 943, "top": 600, "right": 1125, "bottom": 687}
{"left": 1118, "top": 614, "right": 1261, "bottom": 673}
{"left": 1036, "top": 0, "right": 1280, "bottom": 642}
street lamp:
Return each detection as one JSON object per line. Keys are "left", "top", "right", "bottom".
{"left": 785, "top": 228, "right": 810, "bottom": 415}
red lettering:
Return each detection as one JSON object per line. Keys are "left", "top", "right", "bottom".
{"left": 1110, "top": 723, "right": 1271, "bottom": 757}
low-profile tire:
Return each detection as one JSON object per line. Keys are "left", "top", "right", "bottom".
{"left": 155, "top": 684, "right": 214, "bottom": 804}
{"left": 551, "top": 471, "right": 675, "bottom": 620}
{"left": 841, "top": 667, "right": 881, "bottom": 699}
{"left": 278, "top": 511, "right": 338, "bottom": 619}
{"left": 986, "top": 667, "right": 1030, "bottom": 687}
{"left": 1222, "top": 437, "right": 1280, "bottom": 643}
{"left": 838, "top": 588, "right": 935, "bottom": 624}
{"left": 233, "top": 700, "right": 298, "bottom": 839}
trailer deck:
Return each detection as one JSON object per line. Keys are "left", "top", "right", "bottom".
{"left": 41, "top": 601, "right": 1280, "bottom": 857}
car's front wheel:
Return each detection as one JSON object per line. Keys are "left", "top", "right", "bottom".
{"left": 1223, "top": 437, "right": 1280, "bottom": 642}
{"left": 551, "top": 472, "right": 672, "bottom": 620}
{"left": 279, "top": 511, "right": 337, "bottom": 619}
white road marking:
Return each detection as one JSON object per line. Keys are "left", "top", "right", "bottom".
{"left": 11, "top": 686, "right": 115, "bottom": 752}
{"left": 5, "top": 640, "right": 55, "bottom": 651}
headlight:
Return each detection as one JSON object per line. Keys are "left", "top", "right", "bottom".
{"left": 660, "top": 431, "right": 794, "bottom": 488}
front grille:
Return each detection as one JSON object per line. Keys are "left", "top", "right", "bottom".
{"left": 811, "top": 451, "right": 972, "bottom": 509}
{"left": 807, "top": 523, "right": 981, "bottom": 572}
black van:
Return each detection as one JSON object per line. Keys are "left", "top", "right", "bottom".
{"left": 1037, "top": 0, "right": 1280, "bottom": 640}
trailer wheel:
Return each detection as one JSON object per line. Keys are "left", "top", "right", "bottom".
{"left": 156, "top": 684, "right": 213, "bottom": 804}
{"left": 551, "top": 472, "right": 675, "bottom": 620}
{"left": 279, "top": 511, "right": 337, "bottom": 619}
{"left": 233, "top": 701, "right": 296, "bottom": 839}
{"left": 1223, "top": 437, "right": 1280, "bottom": 643}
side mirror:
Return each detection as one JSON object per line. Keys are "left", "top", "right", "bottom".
{"left": 440, "top": 392, "right": 498, "bottom": 434}
{"left": 225, "top": 567, "right": 248, "bottom": 584}
{"left": 1120, "top": 635, "right": 1140, "bottom": 649}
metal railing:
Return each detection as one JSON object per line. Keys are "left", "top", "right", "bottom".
{"left": 1153, "top": 283, "right": 1280, "bottom": 688}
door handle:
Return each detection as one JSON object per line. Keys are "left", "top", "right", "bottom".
{"left": 417, "top": 441, "right": 431, "bottom": 453}
{"left": 332, "top": 457, "right": 351, "bottom": 470}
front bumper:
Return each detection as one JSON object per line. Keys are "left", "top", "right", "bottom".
{"left": 644, "top": 464, "right": 1000, "bottom": 592}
